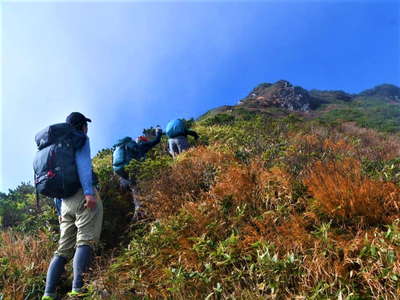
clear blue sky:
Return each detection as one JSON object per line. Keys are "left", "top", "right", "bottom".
{"left": 1, "top": 1, "right": 399, "bottom": 192}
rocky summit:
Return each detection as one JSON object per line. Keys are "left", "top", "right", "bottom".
{"left": 239, "top": 80, "right": 312, "bottom": 111}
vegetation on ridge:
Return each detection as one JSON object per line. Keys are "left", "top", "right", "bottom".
{"left": 2, "top": 83, "right": 400, "bottom": 299}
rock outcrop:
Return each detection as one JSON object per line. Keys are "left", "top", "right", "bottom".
{"left": 239, "top": 80, "right": 312, "bottom": 111}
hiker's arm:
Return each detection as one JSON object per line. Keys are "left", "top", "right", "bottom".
{"left": 186, "top": 130, "right": 199, "bottom": 140}
{"left": 75, "top": 138, "right": 94, "bottom": 196}
{"left": 141, "top": 130, "right": 162, "bottom": 153}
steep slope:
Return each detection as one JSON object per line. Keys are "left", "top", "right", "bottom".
{"left": 2, "top": 81, "right": 400, "bottom": 300}
{"left": 85, "top": 112, "right": 400, "bottom": 299}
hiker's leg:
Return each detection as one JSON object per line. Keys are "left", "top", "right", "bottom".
{"left": 55, "top": 193, "right": 80, "bottom": 259}
{"left": 168, "top": 139, "right": 179, "bottom": 158}
{"left": 131, "top": 186, "right": 142, "bottom": 220}
{"left": 43, "top": 255, "right": 67, "bottom": 298}
{"left": 116, "top": 169, "right": 132, "bottom": 192}
{"left": 168, "top": 138, "right": 174, "bottom": 156}
{"left": 74, "top": 188, "right": 103, "bottom": 291}
{"left": 119, "top": 176, "right": 131, "bottom": 191}
{"left": 72, "top": 245, "right": 92, "bottom": 292}
{"left": 117, "top": 172, "right": 136, "bottom": 212}
{"left": 44, "top": 199, "right": 77, "bottom": 297}
{"left": 177, "top": 136, "right": 190, "bottom": 153}
{"left": 117, "top": 172, "right": 138, "bottom": 217}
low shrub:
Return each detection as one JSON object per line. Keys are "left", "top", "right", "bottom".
{"left": 0, "top": 231, "right": 56, "bottom": 300}
{"left": 304, "top": 158, "right": 400, "bottom": 226}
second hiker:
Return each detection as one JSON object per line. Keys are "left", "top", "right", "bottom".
{"left": 112, "top": 126, "right": 163, "bottom": 220}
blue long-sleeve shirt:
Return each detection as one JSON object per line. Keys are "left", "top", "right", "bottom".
{"left": 75, "top": 137, "right": 93, "bottom": 196}
{"left": 54, "top": 137, "right": 93, "bottom": 216}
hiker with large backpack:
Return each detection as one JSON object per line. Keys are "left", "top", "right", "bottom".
{"left": 112, "top": 126, "right": 163, "bottom": 220}
{"left": 36, "top": 112, "right": 103, "bottom": 300}
{"left": 166, "top": 119, "right": 199, "bottom": 158}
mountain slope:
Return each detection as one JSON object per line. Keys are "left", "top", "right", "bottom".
{"left": 359, "top": 84, "right": 400, "bottom": 101}
{"left": 2, "top": 81, "right": 400, "bottom": 299}
{"left": 85, "top": 113, "right": 400, "bottom": 299}
{"left": 202, "top": 80, "right": 400, "bottom": 133}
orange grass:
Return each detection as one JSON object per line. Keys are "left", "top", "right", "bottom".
{"left": 0, "top": 231, "right": 55, "bottom": 300}
{"left": 144, "top": 146, "right": 236, "bottom": 219}
{"left": 304, "top": 158, "right": 400, "bottom": 225}
{"left": 211, "top": 161, "right": 293, "bottom": 212}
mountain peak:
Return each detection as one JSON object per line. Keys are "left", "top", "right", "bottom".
{"left": 239, "top": 80, "right": 311, "bottom": 111}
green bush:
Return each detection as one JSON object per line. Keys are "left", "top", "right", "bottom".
{"left": 202, "top": 113, "right": 236, "bottom": 126}
{"left": 320, "top": 98, "right": 400, "bottom": 133}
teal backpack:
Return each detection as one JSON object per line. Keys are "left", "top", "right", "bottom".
{"left": 166, "top": 119, "right": 186, "bottom": 138}
{"left": 112, "top": 137, "right": 139, "bottom": 172}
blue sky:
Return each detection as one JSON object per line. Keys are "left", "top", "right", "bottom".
{"left": 1, "top": 0, "right": 399, "bottom": 192}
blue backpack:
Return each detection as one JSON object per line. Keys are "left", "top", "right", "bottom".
{"left": 166, "top": 119, "right": 186, "bottom": 138}
{"left": 112, "top": 137, "right": 139, "bottom": 172}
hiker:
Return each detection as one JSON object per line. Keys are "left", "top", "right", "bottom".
{"left": 112, "top": 126, "right": 162, "bottom": 220}
{"left": 166, "top": 119, "right": 199, "bottom": 158}
{"left": 37, "top": 112, "right": 103, "bottom": 300}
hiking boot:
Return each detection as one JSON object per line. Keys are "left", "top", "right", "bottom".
{"left": 67, "top": 290, "right": 89, "bottom": 298}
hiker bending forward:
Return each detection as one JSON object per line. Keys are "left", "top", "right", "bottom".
{"left": 112, "top": 126, "right": 162, "bottom": 219}
{"left": 42, "top": 112, "right": 103, "bottom": 300}
{"left": 166, "top": 119, "right": 199, "bottom": 158}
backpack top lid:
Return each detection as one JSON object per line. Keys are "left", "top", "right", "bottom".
{"left": 35, "top": 123, "right": 86, "bottom": 150}
{"left": 114, "top": 137, "right": 134, "bottom": 147}
{"left": 166, "top": 119, "right": 186, "bottom": 138}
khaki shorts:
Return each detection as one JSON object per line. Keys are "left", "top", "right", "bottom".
{"left": 55, "top": 188, "right": 103, "bottom": 260}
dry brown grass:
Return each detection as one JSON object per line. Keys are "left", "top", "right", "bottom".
{"left": 339, "top": 122, "right": 400, "bottom": 161}
{"left": 144, "top": 146, "right": 236, "bottom": 219}
{"left": 304, "top": 158, "right": 400, "bottom": 225}
{"left": 0, "top": 231, "right": 55, "bottom": 300}
{"left": 211, "top": 161, "right": 293, "bottom": 212}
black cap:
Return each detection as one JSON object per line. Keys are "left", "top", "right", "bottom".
{"left": 66, "top": 112, "right": 92, "bottom": 126}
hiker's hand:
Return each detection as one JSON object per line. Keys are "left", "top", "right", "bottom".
{"left": 84, "top": 195, "right": 97, "bottom": 209}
